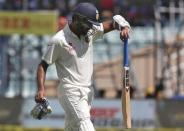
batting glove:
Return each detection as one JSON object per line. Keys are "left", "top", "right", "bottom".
{"left": 113, "top": 15, "right": 131, "bottom": 30}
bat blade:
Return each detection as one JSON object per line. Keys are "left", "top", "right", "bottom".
{"left": 122, "top": 66, "right": 131, "bottom": 128}
{"left": 122, "top": 39, "right": 131, "bottom": 128}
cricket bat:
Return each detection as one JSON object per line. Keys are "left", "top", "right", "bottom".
{"left": 122, "top": 38, "right": 131, "bottom": 128}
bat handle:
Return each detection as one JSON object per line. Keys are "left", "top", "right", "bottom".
{"left": 123, "top": 39, "right": 128, "bottom": 67}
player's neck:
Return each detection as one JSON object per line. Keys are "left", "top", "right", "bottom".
{"left": 69, "top": 23, "right": 81, "bottom": 38}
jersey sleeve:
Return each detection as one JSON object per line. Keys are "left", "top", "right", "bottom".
{"left": 92, "top": 23, "right": 104, "bottom": 41}
{"left": 42, "top": 38, "right": 61, "bottom": 65}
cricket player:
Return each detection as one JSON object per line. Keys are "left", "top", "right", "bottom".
{"left": 35, "top": 2, "right": 130, "bottom": 131}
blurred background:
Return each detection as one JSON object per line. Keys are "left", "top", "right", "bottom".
{"left": 0, "top": 0, "right": 184, "bottom": 130}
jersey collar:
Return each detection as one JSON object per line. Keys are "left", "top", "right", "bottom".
{"left": 64, "top": 23, "right": 79, "bottom": 39}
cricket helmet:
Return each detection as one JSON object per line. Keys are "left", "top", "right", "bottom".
{"left": 72, "top": 2, "right": 100, "bottom": 26}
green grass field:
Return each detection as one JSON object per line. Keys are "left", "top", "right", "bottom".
{"left": 0, "top": 125, "right": 184, "bottom": 131}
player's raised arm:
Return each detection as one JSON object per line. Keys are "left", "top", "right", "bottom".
{"left": 102, "top": 15, "right": 131, "bottom": 39}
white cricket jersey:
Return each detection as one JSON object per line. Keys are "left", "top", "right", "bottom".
{"left": 42, "top": 23, "right": 104, "bottom": 88}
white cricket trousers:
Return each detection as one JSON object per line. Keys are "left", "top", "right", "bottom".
{"left": 57, "top": 84, "right": 95, "bottom": 131}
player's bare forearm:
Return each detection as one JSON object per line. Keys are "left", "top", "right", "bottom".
{"left": 35, "top": 60, "right": 49, "bottom": 102}
{"left": 37, "top": 62, "right": 46, "bottom": 91}
{"left": 102, "top": 20, "right": 114, "bottom": 33}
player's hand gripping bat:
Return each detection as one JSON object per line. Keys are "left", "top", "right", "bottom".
{"left": 122, "top": 38, "right": 131, "bottom": 128}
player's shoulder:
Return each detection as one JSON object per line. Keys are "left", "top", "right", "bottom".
{"left": 49, "top": 30, "right": 65, "bottom": 46}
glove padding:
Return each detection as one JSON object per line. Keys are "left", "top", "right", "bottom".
{"left": 113, "top": 15, "right": 131, "bottom": 30}
{"left": 30, "top": 98, "right": 52, "bottom": 120}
